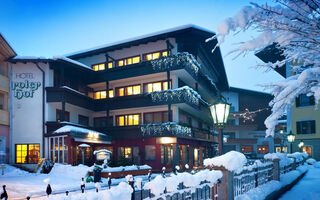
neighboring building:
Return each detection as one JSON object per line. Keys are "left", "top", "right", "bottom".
{"left": 222, "top": 87, "right": 275, "bottom": 158}
{"left": 256, "top": 44, "right": 319, "bottom": 160}
{"left": 0, "top": 34, "right": 16, "bottom": 163}
{"left": 8, "top": 25, "right": 229, "bottom": 171}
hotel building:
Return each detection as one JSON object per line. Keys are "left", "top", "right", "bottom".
{"left": 8, "top": 25, "right": 229, "bottom": 170}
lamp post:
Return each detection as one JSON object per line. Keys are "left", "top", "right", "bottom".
{"left": 287, "top": 131, "right": 295, "bottom": 153}
{"left": 210, "top": 96, "right": 231, "bottom": 155}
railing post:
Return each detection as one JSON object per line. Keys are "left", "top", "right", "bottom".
{"left": 211, "top": 166, "right": 234, "bottom": 200}
{"left": 291, "top": 157, "right": 297, "bottom": 170}
{"left": 267, "top": 158, "right": 280, "bottom": 181}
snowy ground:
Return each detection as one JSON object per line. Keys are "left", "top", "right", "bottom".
{"left": 279, "top": 163, "right": 320, "bottom": 200}
{"left": 0, "top": 164, "right": 155, "bottom": 200}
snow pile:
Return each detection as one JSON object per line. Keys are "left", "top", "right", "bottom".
{"left": 53, "top": 125, "right": 105, "bottom": 136}
{"left": 0, "top": 164, "right": 30, "bottom": 177}
{"left": 144, "top": 169, "right": 222, "bottom": 197}
{"left": 204, "top": 151, "right": 247, "bottom": 172}
{"left": 49, "top": 164, "right": 90, "bottom": 179}
{"left": 288, "top": 152, "right": 308, "bottom": 162}
{"left": 264, "top": 153, "right": 294, "bottom": 167}
{"left": 140, "top": 122, "right": 192, "bottom": 137}
{"left": 306, "top": 158, "right": 316, "bottom": 165}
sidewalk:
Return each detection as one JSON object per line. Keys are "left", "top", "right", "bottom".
{"left": 279, "top": 166, "right": 320, "bottom": 200}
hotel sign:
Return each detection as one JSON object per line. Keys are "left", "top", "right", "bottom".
{"left": 12, "top": 73, "right": 41, "bottom": 100}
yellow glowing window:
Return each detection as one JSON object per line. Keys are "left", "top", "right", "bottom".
{"left": 132, "top": 56, "right": 140, "bottom": 64}
{"left": 118, "top": 88, "right": 124, "bottom": 96}
{"left": 92, "top": 63, "right": 105, "bottom": 71}
{"left": 126, "top": 58, "right": 132, "bottom": 65}
{"left": 133, "top": 85, "right": 141, "bottom": 95}
{"left": 118, "top": 116, "right": 125, "bottom": 126}
{"left": 16, "top": 144, "right": 39, "bottom": 164}
{"left": 146, "top": 54, "right": 153, "bottom": 61}
{"left": 118, "top": 60, "right": 124, "bottom": 67}
{"left": 153, "top": 52, "right": 160, "bottom": 59}
{"left": 108, "top": 62, "right": 113, "bottom": 69}
{"left": 94, "top": 92, "right": 100, "bottom": 99}
{"left": 162, "top": 51, "right": 168, "bottom": 57}
{"left": 126, "top": 87, "right": 133, "bottom": 95}
{"left": 163, "top": 82, "right": 168, "bottom": 90}
{"left": 153, "top": 82, "right": 162, "bottom": 92}
{"left": 133, "top": 114, "right": 139, "bottom": 125}
{"left": 100, "top": 91, "right": 107, "bottom": 99}
{"left": 125, "top": 147, "right": 132, "bottom": 159}
{"left": 147, "top": 83, "right": 153, "bottom": 93}
{"left": 109, "top": 90, "right": 114, "bottom": 98}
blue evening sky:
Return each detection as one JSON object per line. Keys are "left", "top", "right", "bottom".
{"left": 0, "top": 0, "right": 282, "bottom": 92}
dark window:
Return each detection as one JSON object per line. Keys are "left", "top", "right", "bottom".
{"left": 187, "top": 116, "right": 192, "bottom": 126}
{"left": 56, "top": 109, "right": 70, "bottom": 122}
{"left": 296, "top": 120, "right": 316, "bottom": 134}
{"left": 0, "top": 93, "right": 4, "bottom": 110}
{"left": 145, "top": 145, "right": 156, "bottom": 161}
{"left": 78, "top": 115, "right": 89, "bottom": 126}
{"left": 296, "top": 94, "right": 315, "bottom": 107}
{"left": 143, "top": 111, "right": 169, "bottom": 124}
{"left": 94, "top": 117, "right": 113, "bottom": 128}
{"left": 161, "top": 145, "right": 172, "bottom": 165}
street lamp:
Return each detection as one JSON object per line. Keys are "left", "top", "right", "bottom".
{"left": 298, "top": 140, "right": 304, "bottom": 151}
{"left": 287, "top": 131, "right": 295, "bottom": 153}
{"left": 210, "top": 96, "right": 231, "bottom": 155}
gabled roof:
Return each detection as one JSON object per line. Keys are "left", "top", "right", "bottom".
{"left": 0, "top": 33, "right": 17, "bottom": 58}
{"left": 66, "top": 24, "right": 216, "bottom": 59}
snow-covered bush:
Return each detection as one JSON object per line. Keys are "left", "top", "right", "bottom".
{"left": 210, "top": 0, "right": 320, "bottom": 137}
{"left": 204, "top": 151, "right": 247, "bottom": 172}
{"left": 140, "top": 122, "right": 192, "bottom": 137}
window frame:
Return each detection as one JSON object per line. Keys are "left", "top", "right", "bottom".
{"left": 143, "top": 111, "right": 169, "bottom": 124}
{"left": 115, "top": 84, "right": 141, "bottom": 97}
{"left": 143, "top": 80, "right": 172, "bottom": 93}
{"left": 257, "top": 145, "right": 269, "bottom": 154}
{"left": 116, "top": 114, "right": 141, "bottom": 126}
{"left": 296, "top": 120, "right": 316, "bottom": 135}
{"left": 296, "top": 94, "right": 315, "bottom": 107}
{"left": 78, "top": 115, "right": 89, "bottom": 126}
{"left": 15, "top": 143, "right": 40, "bottom": 164}
{"left": 56, "top": 109, "right": 70, "bottom": 122}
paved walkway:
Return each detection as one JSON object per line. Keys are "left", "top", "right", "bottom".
{"left": 279, "top": 166, "right": 320, "bottom": 200}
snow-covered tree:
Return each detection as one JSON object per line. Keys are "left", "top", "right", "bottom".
{"left": 209, "top": 0, "right": 320, "bottom": 137}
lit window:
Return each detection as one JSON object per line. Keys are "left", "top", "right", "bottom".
{"left": 118, "top": 88, "right": 124, "bottom": 96}
{"left": 94, "top": 91, "right": 107, "bottom": 99}
{"left": 108, "top": 62, "right": 113, "bottom": 69}
{"left": 117, "top": 114, "right": 140, "bottom": 126}
{"left": 302, "top": 146, "right": 312, "bottom": 156}
{"left": 133, "top": 85, "right": 141, "bottom": 95}
{"left": 163, "top": 82, "right": 168, "bottom": 91}
{"left": 257, "top": 145, "right": 269, "bottom": 154}
{"left": 145, "top": 81, "right": 171, "bottom": 93}
{"left": 92, "top": 63, "right": 105, "bottom": 71}
{"left": 126, "top": 87, "right": 133, "bottom": 95}
{"left": 16, "top": 144, "right": 40, "bottom": 164}
{"left": 118, "top": 60, "right": 124, "bottom": 67}
{"left": 153, "top": 82, "right": 162, "bottom": 91}
{"left": 144, "top": 50, "right": 168, "bottom": 61}
{"left": 162, "top": 51, "right": 168, "bottom": 57}
{"left": 125, "top": 147, "right": 132, "bottom": 159}
{"left": 109, "top": 90, "right": 114, "bottom": 98}
{"left": 132, "top": 56, "right": 140, "bottom": 64}
{"left": 126, "top": 58, "right": 132, "bottom": 65}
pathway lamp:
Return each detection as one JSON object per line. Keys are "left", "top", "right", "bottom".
{"left": 210, "top": 96, "right": 231, "bottom": 155}
{"left": 287, "top": 131, "right": 295, "bottom": 153}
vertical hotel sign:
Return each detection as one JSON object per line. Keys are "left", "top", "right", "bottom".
{"left": 12, "top": 73, "right": 41, "bottom": 100}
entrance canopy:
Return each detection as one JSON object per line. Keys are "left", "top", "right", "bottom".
{"left": 53, "top": 125, "right": 111, "bottom": 144}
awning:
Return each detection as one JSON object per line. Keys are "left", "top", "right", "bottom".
{"left": 52, "top": 125, "right": 111, "bottom": 144}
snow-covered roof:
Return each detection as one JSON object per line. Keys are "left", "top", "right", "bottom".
{"left": 53, "top": 56, "right": 92, "bottom": 70}
{"left": 53, "top": 125, "right": 106, "bottom": 136}
{"left": 66, "top": 24, "right": 215, "bottom": 58}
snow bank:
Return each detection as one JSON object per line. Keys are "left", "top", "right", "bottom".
{"left": 314, "top": 162, "right": 320, "bottom": 168}
{"left": 204, "top": 151, "right": 247, "bottom": 172}
{"left": 0, "top": 164, "right": 30, "bottom": 177}
{"left": 99, "top": 165, "right": 151, "bottom": 172}
{"left": 143, "top": 175, "right": 166, "bottom": 196}
{"left": 288, "top": 152, "right": 308, "bottom": 162}
{"left": 49, "top": 164, "right": 90, "bottom": 179}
